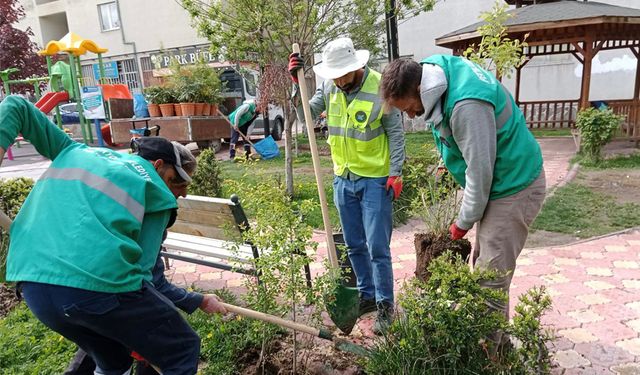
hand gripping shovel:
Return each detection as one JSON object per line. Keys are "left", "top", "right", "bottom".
{"left": 292, "top": 43, "right": 360, "bottom": 334}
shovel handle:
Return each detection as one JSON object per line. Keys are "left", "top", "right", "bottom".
{"left": 0, "top": 210, "right": 11, "bottom": 231}
{"left": 292, "top": 43, "right": 339, "bottom": 268}
{"left": 221, "top": 302, "right": 326, "bottom": 338}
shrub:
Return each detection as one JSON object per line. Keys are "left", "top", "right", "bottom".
{"left": 188, "top": 148, "right": 223, "bottom": 197}
{"left": 0, "top": 177, "right": 34, "bottom": 282}
{"left": 365, "top": 252, "right": 553, "bottom": 374}
{"left": 576, "top": 107, "right": 623, "bottom": 160}
{"left": 0, "top": 303, "right": 76, "bottom": 374}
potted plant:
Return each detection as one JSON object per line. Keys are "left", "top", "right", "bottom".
{"left": 412, "top": 167, "right": 471, "bottom": 282}
{"left": 155, "top": 86, "right": 176, "bottom": 117}
{"left": 142, "top": 86, "right": 164, "bottom": 117}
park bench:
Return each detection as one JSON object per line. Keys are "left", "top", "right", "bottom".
{"left": 161, "top": 194, "right": 312, "bottom": 285}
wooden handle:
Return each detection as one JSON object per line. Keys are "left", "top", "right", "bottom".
{"left": 219, "top": 112, "right": 256, "bottom": 147}
{"left": 221, "top": 302, "right": 322, "bottom": 337}
{"left": 292, "top": 43, "right": 339, "bottom": 268}
{"left": 0, "top": 210, "right": 11, "bottom": 232}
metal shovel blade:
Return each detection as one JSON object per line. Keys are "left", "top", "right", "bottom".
{"left": 325, "top": 284, "right": 360, "bottom": 335}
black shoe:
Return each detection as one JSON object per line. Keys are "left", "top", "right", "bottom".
{"left": 359, "top": 297, "right": 377, "bottom": 317}
{"left": 373, "top": 302, "right": 394, "bottom": 335}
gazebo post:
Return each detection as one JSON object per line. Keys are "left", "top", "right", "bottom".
{"left": 579, "top": 38, "right": 593, "bottom": 110}
{"left": 631, "top": 47, "right": 640, "bottom": 139}
{"left": 515, "top": 57, "right": 531, "bottom": 105}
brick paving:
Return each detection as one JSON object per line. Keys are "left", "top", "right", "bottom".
{"left": 3, "top": 137, "right": 639, "bottom": 372}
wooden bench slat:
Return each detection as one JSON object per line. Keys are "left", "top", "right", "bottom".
{"left": 174, "top": 209, "right": 237, "bottom": 229}
{"left": 164, "top": 239, "right": 253, "bottom": 263}
{"left": 177, "top": 196, "right": 236, "bottom": 214}
{"left": 169, "top": 222, "right": 240, "bottom": 241}
{"left": 165, "top": 232, "right": 254, "bottom": 255}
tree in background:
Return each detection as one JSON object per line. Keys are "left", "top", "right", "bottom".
{"left": 0, "top": 0, "right": 47, "bottom": 94}
{"left": 463, "top": 1, "right": 528, "bottom": 80}
{"left": 181, "top": 0, "right": 435, "bottom": 196}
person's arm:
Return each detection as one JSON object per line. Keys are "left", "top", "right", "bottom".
{"left": 450, "top": 99, "right": 497, "bottom": 230}
{"left": 295, "top": 81, "right": 327, "bottom": 124}
{"left": 152, "top": 253, "right": 204, "bottom": 314}
{"left": 381, "top": 107, "right": 406, "bottom": 177}
{"left": 0, "top": 96, "right": 74, "bottom": 161}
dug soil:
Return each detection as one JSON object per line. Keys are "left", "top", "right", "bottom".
{"left": 415, "top": 232, "right": 472, "bottom": 282}
{"left": 239, "top": 336, "right": 364, "bottom": 375}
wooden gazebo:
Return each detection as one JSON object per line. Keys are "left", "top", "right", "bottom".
{"left": 436, "top": 0, "right": 640, "bottom": 140}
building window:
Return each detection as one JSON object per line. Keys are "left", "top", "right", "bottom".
{"left": 98, "top": 2, "right": 120, "bottom": 32}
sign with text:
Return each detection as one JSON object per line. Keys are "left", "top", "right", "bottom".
{"left": 81, "top": 86, "right": 106, "bottom": 120}
{"left": 150, "top": 47, "right": 220, "bottom": 69}
{"left": 92, "top": 61, "right": 118, "bottom": 81}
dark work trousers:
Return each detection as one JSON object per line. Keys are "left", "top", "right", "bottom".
{"left": 229, "top": 120, "right": 254, "bottom": 158}
{"left": 20, "top": 281, "right": 200, "bottom": 375}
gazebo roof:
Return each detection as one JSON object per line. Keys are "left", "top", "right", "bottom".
{"left": 437, "top": 1, "right": 640, "bottom": 47}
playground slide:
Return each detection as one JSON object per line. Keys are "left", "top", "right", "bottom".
{"left": 35, "top": 91, "right": 70, "bottom": 114}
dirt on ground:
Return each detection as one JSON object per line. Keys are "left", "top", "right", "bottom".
{"left": 239, "top": 335, "right": 364, "bottom": 375}
{"left": 0, "top": 283, "right": 19, "bottom": 318}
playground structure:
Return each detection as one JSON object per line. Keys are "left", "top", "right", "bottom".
{"left": 0, "top": 32, "right": 134, "bottom": 156}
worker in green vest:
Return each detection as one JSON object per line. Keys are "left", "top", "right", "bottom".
{"left": 379, "top": 56, "right": 546, "bottom": 349}
{"left": 289, "top": 38, "right": 406, "bottom": 335}
{"left": 0, "top": 96, "right": 227, "bottom": 374}
{"left": 228, "top": 99, "right": 259, "bottom": 160}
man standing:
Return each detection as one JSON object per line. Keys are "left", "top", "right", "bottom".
{"left": 0, "top": 96, "right": 226, "bottom": 375}
{"left": 289, "top": 38, "right": 405, "bottom": 334}
{"left": 228, "top": 99, "right": 259, "bottom": 160}
{"left": 379, "top": 56, "right": 546, "bottom": 347}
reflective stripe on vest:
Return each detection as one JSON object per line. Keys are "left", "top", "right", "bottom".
{"left": 40, "top": 167, "right": 145, "bottom": 222}
{"left": 325, "top": 69, "right": 389, "bottom": 177}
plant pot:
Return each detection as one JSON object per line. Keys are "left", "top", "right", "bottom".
{"left": 414, "top": 232, "right": 471, "bottom": 282}
{"left": 333, "top": 233, "right": 357, "bottom": 288}
{"left": 174, "top": 103, "right": 183, "bottom": 117}
{"left": 203, "top": 103, "right": 211, "bottom": 117}
{"left": 147, "top": 103, "right": 161, "bottom": 118}
{"left": 180, "top": 103, "right": 196, "bottom": 117}
{"left": 210, "top": 104, "right": 219, "bottom": 116}
{"left": 159, "top": 103, "right": 175, "bottom": 117}
{"left": 194, "top": 103, "right": 205, "bottom": 116}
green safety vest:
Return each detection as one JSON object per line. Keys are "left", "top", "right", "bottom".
{"left": 7, "top": 144, "right": 177, "bottom": 293}
{"left": 326, "top": 69, "right": 389, "bottom": 177}
{"left": 421, "top": 55, "right": 542, "bottom": 199}
{"left": 229, "top": 102, "right": 257, "bottom": 127}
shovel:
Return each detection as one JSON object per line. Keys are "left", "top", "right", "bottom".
{"left": 220, "top": 113, "right": 280, "bottom": 160}
{"left": 221, "top": 302, "right": 368, "bottom": 356}
{"left": 292, "top": 43, "right": 360, "bottom": 334}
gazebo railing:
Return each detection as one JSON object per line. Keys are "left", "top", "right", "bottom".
{"left": 518, "top": 100, "right": 579, "bottom": 129}
{"left": 608, "top": 100, "right": 640, "bottom": 140}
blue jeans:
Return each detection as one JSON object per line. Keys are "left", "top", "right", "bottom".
{"left": 20, "top": 281, "right": 200, "bottom": 375}
{"left": 333, "top": 175, "right": 394, "bottom": 305}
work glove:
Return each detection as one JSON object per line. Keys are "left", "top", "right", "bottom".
{"left": 386, "top": 176, "right": 403, "bottom": 200}
{"left": 200, "top": 294, "right": 227, "bottom": 314}
{"left": 449, "top": 223, "right": 468, "bottom": 241}
{"left": 288, "top": 53, "right": 304, "bottom": 83}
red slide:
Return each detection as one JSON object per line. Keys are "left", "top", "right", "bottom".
{"left": 35, "top": 91, "right": 70, "bottom": 114}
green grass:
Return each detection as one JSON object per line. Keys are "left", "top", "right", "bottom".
{"left": 532, "top": 183, "right": 640, "bottom": 238}
{"left": 530, "top": 128, "right": 573, "bottom": 137}
{"left": 576, "top": 153, "right": 640, "bottom": 169}
{"left": 0, "top": 303, "right": 76, "bottom": 374}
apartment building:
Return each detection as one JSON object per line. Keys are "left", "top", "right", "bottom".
{"left": 17, "top": 0, "right": 213, "bottom": 93}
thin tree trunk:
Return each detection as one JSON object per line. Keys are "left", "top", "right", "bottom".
{"left": 285, "top": 103, "right": 295, "bottom": 197}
